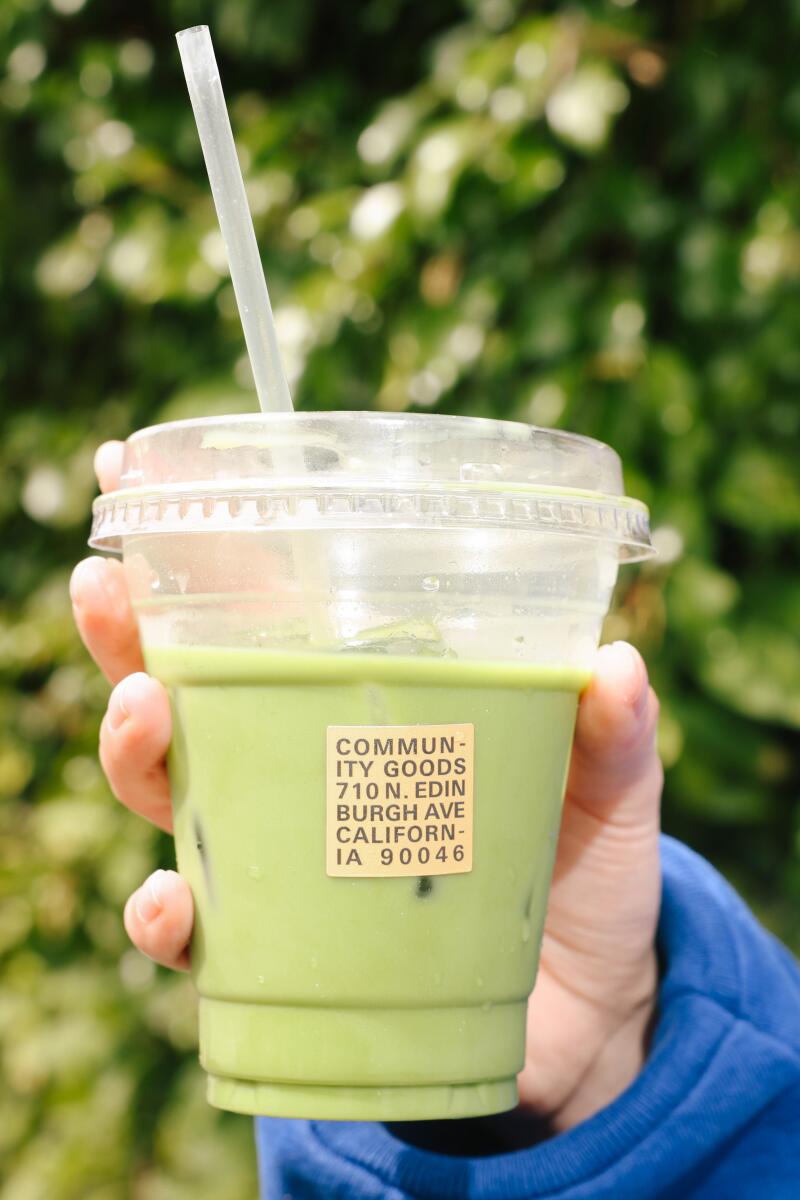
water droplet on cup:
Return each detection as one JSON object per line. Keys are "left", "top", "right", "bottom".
{"left": 521, "top": 918, "right": 531, "bottom": 943}
{"left": 247, "top": 865, "right": 264, "bottom": 880}
{"left": 422, "top": 575, "right": 440, "bottom": 592}
{"left": 460, "top": 462, "right": 503, "bottom": 482}
{"left": 476, "top": 975, "right": 484, "bottom": 988}
{"left": 257, "top": 974, "right": 265, "bottom": 984}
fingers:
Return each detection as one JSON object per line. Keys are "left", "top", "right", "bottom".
{"left": 124, "top": 870, "right": 193, "bottom": 971}
{"left": 94, "top": 440, "right": 124, "bottom": 493}
{"left": 99, "top": 672, "right": 174, "bottom": 832}
{"left": 85, "top": 440, "right": 189, "bottom": 971}
{"left": 566, "top": 642, "right": 662, "bottom": 827}
{"left": 72, "top": 442, "right": 142, "bottom": 684}
{"left": 70, "top": 556, "right": 145, "bottom": 684}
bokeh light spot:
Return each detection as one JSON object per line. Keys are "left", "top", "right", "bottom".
{"left": 50, "top": 0, "right": 87, "bottom": 13}
{"left": 8, "top": 41, "right": 46, "bottom": 83}
{"left": 514, "top": 42, "right": 547, "bottom": 80}
{"left": 490, "top": 87, "right": 526, "bottom": 123}
{"left": 79, "top": 61, "right": 112, "bottom": 98}
{"left": 350, "top": 183, "right": 405, "bottom": 240}
{"left": 287, "top": 206, "right": 321, "bottom": 240}
{"left": 651, "top": 525, "right": 684, "bottom": 563}
{"left": 22, "top": 466, "right": 67, "bottom": 523}
{"left": 118, "top": 39, "right": 154, "bottom": 77}
{"left": 456, "top": 77, "right": 488, "bottom": 111}
{"left": 527, "top": 382, "right": 566, "bottom": 426}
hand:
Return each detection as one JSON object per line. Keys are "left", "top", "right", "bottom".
{"left": 71, "top": 441, "right": 192, "bottom": 971}
{"left": 72, "top": 441, "right": 662, "bottom": 1132}
{"left": 521, "top": 640, "right": 661, "bottom": 1130}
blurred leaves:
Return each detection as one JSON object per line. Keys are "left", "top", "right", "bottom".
{"left": 2, "top": 0, "right": 799, "bottom": 1195}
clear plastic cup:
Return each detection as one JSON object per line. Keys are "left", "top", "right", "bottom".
{"left": 90, "top": 411, "right": 654, "bottom": 1121}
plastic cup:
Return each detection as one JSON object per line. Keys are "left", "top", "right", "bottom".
{"left": 89, "top": 411, "right": 654, "bottom": 1122}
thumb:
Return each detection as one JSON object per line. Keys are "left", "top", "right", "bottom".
{"left": 544, "top": 641, "right": 662, "bottom": 1012}
{"left": 566, "top": 641, "right": 662, "bottom": 829}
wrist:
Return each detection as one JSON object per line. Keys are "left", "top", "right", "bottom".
{"left": 549, "top": 977, "right": 658, "bottom": 1131}
{"left": 519, "top": 947, "right": 659, "bottom": 1134}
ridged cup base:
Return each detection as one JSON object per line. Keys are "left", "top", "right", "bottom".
{"left": 207, "top": 1073, "right": 518, "bottom": 1121}
{"left": 199, "top": 996, "right": 525, "bottom": 1120}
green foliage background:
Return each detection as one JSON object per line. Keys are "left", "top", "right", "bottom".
{"left": 1, "top": 0, "right": 799, "bottom": 1194}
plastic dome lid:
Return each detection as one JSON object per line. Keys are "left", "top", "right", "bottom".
{"left": 89, "top": 411, "right": 655, "bottom": 561}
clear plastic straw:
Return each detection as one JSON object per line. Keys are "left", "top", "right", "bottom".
{"left": 177, "top": 25, "right": 333, "bottom": 644}
{"left": 176, "top": 25, "right": 292, "bottom": 414}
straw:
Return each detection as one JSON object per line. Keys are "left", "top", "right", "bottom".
{"left": 176, "top": 25, "right": 292, "bottom": 414}
{"left": 176, "top": 25, "right": 333, "bottom": 645}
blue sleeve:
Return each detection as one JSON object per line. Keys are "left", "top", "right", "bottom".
{"left": 255, "top": 836, "right": 800, "bottom": 1199}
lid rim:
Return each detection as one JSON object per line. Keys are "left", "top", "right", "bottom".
{"left": 126, "top": 409, "right": 618, "bottom": 460}
{"left": 89, "top": 482, "right": 655, "bottom": 561}
{"left": 92, "top": 478, "right": 650, "bottom": 514}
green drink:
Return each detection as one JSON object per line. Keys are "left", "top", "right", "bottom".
{"left": 146, "top": 646, "right": 588, "bottom": 1120}
{"left": 89, "top": 411, "right": 654, "bottom": 1119}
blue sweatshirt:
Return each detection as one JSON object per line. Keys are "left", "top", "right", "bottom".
{"left": 255, "top": 837, "right": 800, "bottom": 1198}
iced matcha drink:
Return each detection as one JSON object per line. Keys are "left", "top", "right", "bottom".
{"left": 145, "top": 645, "right": 588, "bottom": 1120}
{"left": 90, "top": 411, "right": 654, "bottom": 1119}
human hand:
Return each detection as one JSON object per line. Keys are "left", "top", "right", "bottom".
{"left": 72, "top": 441, "right": 662, "bottom": 1131}
{"left": 519, "top": 640, "right": 662, "bottom": 1131}
{"left": 70, "top": 441, "right": 192, "bottom": 972}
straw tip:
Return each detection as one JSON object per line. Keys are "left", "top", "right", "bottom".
{"left": 176, "top": 25, "right": 209, "bottom": 41}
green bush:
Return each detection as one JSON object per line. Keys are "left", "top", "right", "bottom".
{"left": 1, "top": 0, "right": 798, "bottom": 1194}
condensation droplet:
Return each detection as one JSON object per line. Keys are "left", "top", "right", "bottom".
{"left": 521, "top": 918, "right": 532, "bottom": 943}
{"left": 422, "top": 575, "right": 440, "bottom": 592}
{"left": 247, "top": 864, "right": 264, "bottom": 880}
{"left": 460, "top": 462, "right": 503, "bottom": 482}
{"left": 476, "top": 975, "right": 485, "bottom": 988}
{"left": 257, "top": 974, "right": 265, "bottom": 984}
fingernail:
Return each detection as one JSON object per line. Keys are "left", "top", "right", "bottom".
{"left": 135, "top": 870, "right": 166, "bottom": 924}
{"left": 69, "top": 558, "right": 109, "bottom": 609}
{"left": 612, "top": 642, "right": 649, "bottom": 716}
{"left": 107, "top": 672, "right": 152, "bottom": 731}
{"left": 94, "top": 441, "right": 125, "bottom": 491}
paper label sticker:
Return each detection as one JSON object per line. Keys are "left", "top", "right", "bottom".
{"left": 326, "top": 724, "right": 474, "bottom": 878}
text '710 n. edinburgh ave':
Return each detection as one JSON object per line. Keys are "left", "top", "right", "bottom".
{"left": 326, "top": 724, "right": 474, "bottom": 878}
